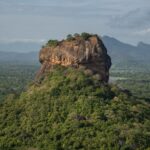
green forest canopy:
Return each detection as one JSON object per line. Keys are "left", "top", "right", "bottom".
{"left": 0, "top": 66, "right": 150, "bottom": 150}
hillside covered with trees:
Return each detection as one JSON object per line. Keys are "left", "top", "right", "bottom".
{"left": 0, "top": 66, "right": 150, "bottom": 150}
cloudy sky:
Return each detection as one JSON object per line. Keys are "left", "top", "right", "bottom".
{"left": 0, "top": 0, "right": 150, "bottom": 44}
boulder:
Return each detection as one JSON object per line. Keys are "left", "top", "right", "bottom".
{"left": 36, "top": 34, "right": 111, "bottom": 82}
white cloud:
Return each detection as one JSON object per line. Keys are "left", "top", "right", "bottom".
{"left": 135, "top": 28, "right": 150, "bottom": 35}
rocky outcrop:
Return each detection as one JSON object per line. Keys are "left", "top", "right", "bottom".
{"left": 36, "top": 34, "right": 111, "bottom": 82}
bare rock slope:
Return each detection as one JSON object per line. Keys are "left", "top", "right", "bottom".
{"left": 36, "top": 34, "right": 111, "bottom": 82}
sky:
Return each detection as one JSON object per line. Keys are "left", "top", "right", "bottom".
{"left": 0, "top": 0, "right": 150, "bottom": 45}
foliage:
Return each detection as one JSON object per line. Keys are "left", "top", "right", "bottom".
{"left": 0, "top": 63, "right": 39, "bottom": 102}
{"left": 81, "top": 32, "right": 92, "bottom": 40}
{"left": 46, "top": 40, "right": 59, "bottom": 47}
{"left": 0, "top": 66, "right": 150, "bottom": 150}
{"left": 66, "top": 34, "right": 74, "bottom": 41}
{"left": 74, "top": 33, "right": 80, "bottom": 37}
{"left": 66, "top": 33, "right": 92, "bottom": 41}
{"left": 45, "top": 33, "right": 93, "bottom": 45}
{"left": 110, "top": 70, "right": 150, "bottom": 102}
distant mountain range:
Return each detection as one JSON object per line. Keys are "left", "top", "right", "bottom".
{"left": 0, "top": 41, "right": 41, "bottom": 64}
{"left": 102, "top": 36, "right": 150, "bottom": 63}
{"left": 102, "top": 36, "right": 150, "bottom": 70}
{"left": 0, "top": 36, "right": 149, "bottom": 69}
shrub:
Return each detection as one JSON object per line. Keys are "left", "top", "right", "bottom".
{"left": 74, "top": 33, "right": 80, "bottom": 37}
{"left": 66, "top": 34, "right": 74, "bottom": 41}
{"left": 46, "top": 40, "right": 59, "bottom": 47}
{"left": 81, "top": 32, "right": 92, "bottom": 40}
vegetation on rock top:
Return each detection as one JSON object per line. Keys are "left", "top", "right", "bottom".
{"left": 45, "top": 40, "right": 59, "bottom": 47}
{"left": 66, "top": 32, "right": 93, "bottom": 41}
{"left": 43, "top": 33, "right": 94, "bottom": 48}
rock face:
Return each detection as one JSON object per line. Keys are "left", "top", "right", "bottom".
{"left": 36, "top": 35, "right": 111, "bottom": 82}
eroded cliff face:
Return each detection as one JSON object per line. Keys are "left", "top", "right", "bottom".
{"left": 36, "top": 35, "right": 111, "bottom": 82}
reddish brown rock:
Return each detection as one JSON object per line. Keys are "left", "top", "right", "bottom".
{"left": 36, "top": 34, "right": 111, "bottom": 82}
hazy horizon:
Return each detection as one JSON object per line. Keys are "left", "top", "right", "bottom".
{"left": 1, "top": 35, "right": 150, "bottom": 53}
